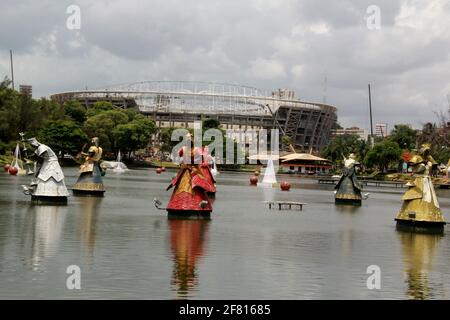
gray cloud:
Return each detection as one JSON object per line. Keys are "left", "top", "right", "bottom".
{"left": 1, "top": 0, "right": 449, "bottom": 131}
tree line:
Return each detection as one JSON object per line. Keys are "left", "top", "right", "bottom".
{"left": 0, "top": 77, "right": 156, "bottom": 160}
{"left": 321, "top": 122, "right": 450, "bottom": 172}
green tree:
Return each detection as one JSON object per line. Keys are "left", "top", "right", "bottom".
{"left": 0, "top": 90, "right": 42, "bottom": 143}
{"left": 363, "top": 140, "right": 402, "bottom": 172}
{"left": 159, "top": 127, "right": 181, "bottom": 153}
{"left": 0, "top": 79, "right": 20, "bottom": 143}
{"left": 321, "top": 134, "right": 363, "bottom": 164}
{"left": 113, "top": 115, "right": 156, "bottom": 156}
{"left": 85, "top": 101, "right": 116, "bottom": 117}
{"left": 0, "top": 78, "right": 66, "bottom": 151}
{"left": 38, "top": 119, "right": 88, "bottom": 157}
{"left": 83, "top": 109, "right": 129, "bottom": 151}
{"left": 0, "top": 76, "right": 12, "bottom": 89}
{"left": 202, "top": 118, "right": 221, "bottom": 131}
{"left": 390, "top": 124, "right": 417, "bottom": 150}
{"left": 281, "top": 135, "right": 293, "bottom": 150}
{"left": 432, "top": 147, "right": 450, "bottom": 165}
{"left": 64, "top": 100, "right": 86, "bottom": 123}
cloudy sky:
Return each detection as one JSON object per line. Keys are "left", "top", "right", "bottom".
{"left": 1, "top": 0, "right": 449, "bottom": 131}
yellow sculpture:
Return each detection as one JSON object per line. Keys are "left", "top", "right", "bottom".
{"left": 395, "top": 144, "right": 446, "bottom": 230}
{"left": 72, "top": 137, "right": 106, "bottom": 196}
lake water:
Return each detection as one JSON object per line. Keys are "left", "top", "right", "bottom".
{"left": 1, "top": 167, "right": 449, "bottom": 299}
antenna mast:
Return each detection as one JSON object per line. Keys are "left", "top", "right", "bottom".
{"left": 10, "top": 49, "right": 15, "bottom": 90}
{"left": 368, "top": 84, "right": 374, "bottom": 146}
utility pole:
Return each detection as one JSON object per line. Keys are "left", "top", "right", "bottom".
{"left": 368, "top": 84, "right": 374, "bottom": 147}
{"left": 10, "top": 49, "right": 15, "bottom": 90}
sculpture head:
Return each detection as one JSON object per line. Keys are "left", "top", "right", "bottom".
{"left": 419, "top": 144, "right": 431, "bottom": 157}
{"left": 91, "top": 137, "right": 99, "bottom": 147}
{"left": 27, "top": 138, "right": 41, "bottom": 148}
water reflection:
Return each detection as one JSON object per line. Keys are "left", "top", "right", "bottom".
{"left": 21, "top": 205, "right": 67, "bottom": 270}
{"left": 78, "top": 197, "right": 102, "bottom": 260}
{"left": 261, "top": 187, "right": 276, "bottom": 202}
{"left": 335, "top": 205, "right": 358, "bottom": 258}
{"left": 335, "top": 204, "right": 360, "bottom": 214}
{"left": 398, "top": 232, "right": 442, "bottom": 299}
{"left": 169, "top": 219, "right": 210, "bottom": 298}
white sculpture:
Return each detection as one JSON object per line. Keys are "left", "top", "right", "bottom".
{"left": 22, "top": 138, "right": 69, "bottom": 203}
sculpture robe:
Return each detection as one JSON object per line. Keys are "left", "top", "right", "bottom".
{"left": 32, "top": 145, "right": 69, "bottom": 197}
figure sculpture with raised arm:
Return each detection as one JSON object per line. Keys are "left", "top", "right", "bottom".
{"left": 334, "top": 153, "right": 364, "bottom": 205}
{"left": 166, "top": 134, "right": 215, "bottom": 219}
{"left": 72, "top": 137, "right": 106, "bottom": 196}
{"left": 21, "top": 138, "right": 69, "bottom": 203}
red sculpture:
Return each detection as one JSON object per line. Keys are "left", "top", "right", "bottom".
{"left": 166, "top": 142, "right": 215, "bottom": 218}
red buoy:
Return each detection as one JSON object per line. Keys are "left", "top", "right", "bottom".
{"left": 161, "top": 167, "right": 166, "bottom": 172}
{"left": 250, "top": 175, "right": 258, "bottom": 185}
{"left": 280, "top": 181, "right": 291, "bottom": 191}
{"left": 156, "top": 168, "right": 162, "bottom": 174}
{"left": 8, "top": 166, "right": 18, "bottom": 176}
{"left": 4, "top": 164, "right": 11, "bottom": 172}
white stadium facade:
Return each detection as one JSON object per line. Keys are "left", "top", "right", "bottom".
{"left": 51, "top": 81, "right": 338, "bottom": 152}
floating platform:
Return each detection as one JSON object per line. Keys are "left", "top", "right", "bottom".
{"left": 31, "top": 195, "right": 68, "bottom": 204}
{"left": 335, "top": 198, "right": 361, "bottom": 206}
{"left": 167, "top": 210, "right": 211, "bottom": 220}
{"left": 319, "top": 178, "right": 406, "bottom": 188}
{"left": 72, "top": 189, "right": 105, "bottom": 197}
{"left": 264, "top": 201, "right": 306, "bottom": 211}
{"left": 395, "top": 219, "right": 446, "bottom": 234}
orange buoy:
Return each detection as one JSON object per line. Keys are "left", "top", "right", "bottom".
{"left": 280, "top": 181, "right": 291, "bottom": 191}
{"left": 250, "top": 175, "right": 258, "bottom": 185}
{"left": 8, "top": 166, "right": 18, "bottom": 176}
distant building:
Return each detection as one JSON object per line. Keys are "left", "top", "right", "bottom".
{"left": 375, "top": 123, "right": 388, "bottom": 138}
{"left": 19, "top": 85, "right": 32, "bottom": 97}
{"left": 331, "top": 127, "right": 368, "bottom": 140}
{"left": 51, "top": 81, "right": 338, "bottom": 152}
{"left": 279, "top": 153, "right": 332, "bottom": 174}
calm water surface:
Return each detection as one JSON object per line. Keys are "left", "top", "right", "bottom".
{"left": 1, "top": 168, "right": 449, "bottom": 299}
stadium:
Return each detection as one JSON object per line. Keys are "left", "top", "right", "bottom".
{"left": 50, "top": 81, "right": 338, "bottom": 152}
